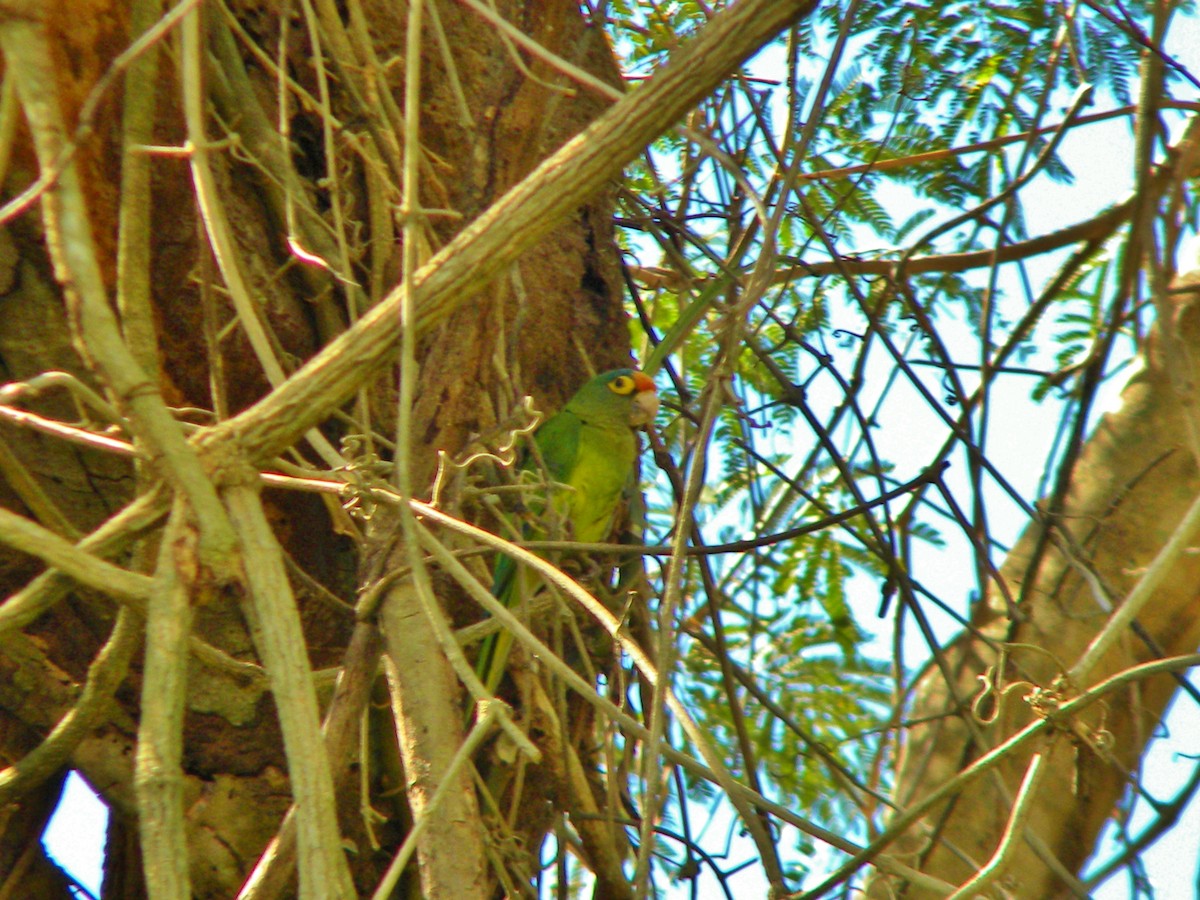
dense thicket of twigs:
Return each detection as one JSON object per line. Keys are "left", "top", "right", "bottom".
{"left": 1, "top": 0, "right": 1199, "bottom": 897}
{"left": 618, "top": 2, "right": 1200, "bottom": 895}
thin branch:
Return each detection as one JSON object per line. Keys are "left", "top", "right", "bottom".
{"left": 116, "top": 0, "right": 164, "bottom": 378}
{"left": 239, "top": 623, "right": 383, "bottom": 900}
{"left": 455, "top": 0, "right": 622, "bottom": 102}
{"left": 0, "top": 0, "right": 238, "bottom": 571}
{"left": 947, "top": 750, "right": 1052, "bottom": 900}
{"left": 802, "top": 653, "right": 1200, "bottom": 898}
{"left": 369, "top": 699, "right": 501, "bottom": 900}
{"left": 0, "top": 0, "right": 202, "bottom": 225}
{"left": 200, "top": 0, "right": 822, "bottom": 465}
{"left": 223, "top": 480, "right": 356, "bottom": 900}
{"left": 770, "top": 194, "right": 1135, "bottom": 280}
{"left": 179, "top": 1, "right": 344, "bottom": 470}
{"left": 1069, "top": 485, "right": 1200, "bottom": 685}
{"left": 0, "top": 607, "right": 140, "bottom": 807}
{"left": 135, "top": 500, "right": 195, "bottom": 898}
{"left": 797, "top": 101, "right": 1198, "bottom": 183}
{"left": 0, "top": 507, "right": 155, "bottom": 603}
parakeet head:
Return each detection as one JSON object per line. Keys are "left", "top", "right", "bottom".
{"left": 565, "top": 368, "right": 659, "bottom": 429}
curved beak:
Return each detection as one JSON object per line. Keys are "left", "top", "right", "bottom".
{"left": 629, "top": 371, "right": 659, "bottom": 427}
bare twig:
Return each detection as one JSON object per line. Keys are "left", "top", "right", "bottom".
{"left": 0, "top": 607, "right": 140, "bottom": 806}
{"left": 0, "top": 507, "right": 155, "bottom": 603}
{"left": 0, "top": 0, "right": 238, "bottom": 571}
{"left": 135, "top": 500, "right": 196, "bottom": 898}
{"left": 200, "top": 0, "right": 822, "bottom": 465}
{"left": 224, "top": 480, "right": 356, "bottom": 900}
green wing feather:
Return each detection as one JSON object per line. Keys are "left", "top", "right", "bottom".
{"left": 488, "top": 407, "right": 581, "bottom": 606}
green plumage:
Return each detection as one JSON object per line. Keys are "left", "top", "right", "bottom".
{"left": 477, "top": 368, "right": 658, "bottom": 693}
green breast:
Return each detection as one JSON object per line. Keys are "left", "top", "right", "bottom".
{"left": 565, "top": 421, "right": 636, "bottom": 542}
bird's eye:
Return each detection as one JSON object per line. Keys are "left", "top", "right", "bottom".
{"left": 608, "top": 375, "right": 635, "bottom": 395}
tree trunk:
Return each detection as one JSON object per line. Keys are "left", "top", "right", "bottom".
{"left": 872, "top": 274, "right": 1200, "bottom": 897}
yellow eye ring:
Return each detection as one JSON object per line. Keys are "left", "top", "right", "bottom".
{"left": 608, "top": 375, "right": 636, "bottom": 395}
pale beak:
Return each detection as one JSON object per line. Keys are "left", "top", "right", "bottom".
{"left": 630, "top": 389, "right": 660, "bottom": 427}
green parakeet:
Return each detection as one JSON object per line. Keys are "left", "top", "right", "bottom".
{"left": 477, "top": 368, "right": 659, "bottom": 693}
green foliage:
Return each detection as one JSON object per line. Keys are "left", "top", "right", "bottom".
{"left": 603, "top": 0, "right": 1198, "bottom": 891}
{"left": 682, "top": 618, "right": 892, "bottom": 825}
